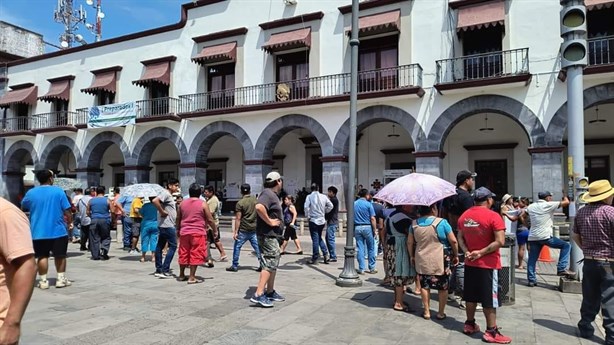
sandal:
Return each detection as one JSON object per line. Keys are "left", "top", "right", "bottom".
{"left": 436, "top": 313, "right": 447, "bottom": 320}
{"left": 219, "top": 255, "right": 228, "bottom": 262}
{"left": 422, "top": 313, "right": 431, "bottom": 320}
{"left": 393, "top": 305, "right": 411, "bottom": 313}
{"left": 139, "top": 258, "right": 145, "bottom": 263}
{"left": 187, "top": 279, "right": 204, "bottom": 284}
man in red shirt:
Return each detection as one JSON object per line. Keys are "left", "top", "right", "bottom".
{"left": 458, "top": 187, "right": 511, "bottom": 344}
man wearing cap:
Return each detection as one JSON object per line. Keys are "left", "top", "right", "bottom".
{"left": 457, "top": 187, "right": 511, "bottom": 344}
{"left": 304, "top": 183, "right": 333, "bottom": 265}
{"left": 526, "top": 191, "right": 573, "bottom": 287}
{"left": 571, "top": 180, "right": 614, "bottom": 343}
{"left": 250, "top": 172, "right": 285, "bottom": 308}
{"left": 227, "top": 184, "right": 260, "bottom": 272}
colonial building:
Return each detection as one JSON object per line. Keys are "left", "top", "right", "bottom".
{"left": 1, "top": 0, "right": 613, "bottom": 210}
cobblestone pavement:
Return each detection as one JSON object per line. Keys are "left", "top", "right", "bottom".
{"left": 20, "top": 232, "right": 605, "bottom": 345}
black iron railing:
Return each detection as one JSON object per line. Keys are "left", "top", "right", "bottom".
{"left": 180, "top": 64, "right": 423, "bottom": 113}
{"left": 30, "top": 111, "right": 79, "bottom": 130}
{"left": 1, "top": 116, "right": 31, "bottom": 133}
{"left": 436, "top": 48, "right": 529, "bottom": 84}
{"left": 588, "top": 36, "right": 614, "bottom": 66}
{"left": 136, "top": 97, "right": 181, "bottom": 118}
{"left": 75, "top": 108, "right": 89, "bottom": 126}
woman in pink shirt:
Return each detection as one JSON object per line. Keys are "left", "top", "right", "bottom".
{"left": 176, "top": 183, "right": 217, "bottom": 284}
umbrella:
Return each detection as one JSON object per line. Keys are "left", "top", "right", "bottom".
{"left": 373, "top": 173, "right": 457, "bottom": 206}
{"left": 121, "top": 183, "right": 165, "bottom": 198}
{"left": 53, "top": 178, "right": 84, "bottom": 191}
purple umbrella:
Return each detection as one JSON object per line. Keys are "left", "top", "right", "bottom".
{"left": 373, "top": 173, "right": 457, "bottom": 206}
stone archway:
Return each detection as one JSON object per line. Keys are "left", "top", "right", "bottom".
{"left": 332, "top": 105, "right": 425, "bottom": 156}
{"left": 546, "top": 82, "right": 614, "bottom": 145}
{"left": 188, "top": 121, "right": 254, "bottom": 162}
{"left": 422, "top": 94, "right": 546, "bottom": 151}
{"left": 129, "top": 127, "right": 188, "bottom": 167}
{"left": 79, "top": 131, "right": 130, "bottom": 170}
{"left": 37, "top": 136, "right": 80, "bottom": 172}
{"left": 253, "top": 114, "right": 333, "bottom": 160}
{"left": 3, "top": 140, "right": 38, "bottom": 173}
{"left": 127, "top": 127, "right": 188, "bottom": 185}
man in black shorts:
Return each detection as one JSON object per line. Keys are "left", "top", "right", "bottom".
{"left": 21, "top": 170, "right": 73, "bottom": 289}
{"left": 250, "top": 172, "right": 285, "bottom": 308}
{"left": 457, "top": 187, "right": 511, "bottom": 344}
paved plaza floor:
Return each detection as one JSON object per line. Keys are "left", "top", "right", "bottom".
{"left": 21, "top": 232, "right": 606, "bottom": 345}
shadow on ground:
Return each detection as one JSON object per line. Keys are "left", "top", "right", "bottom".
{"left": 533, "top": 318, "right": 601, "bottom": 343}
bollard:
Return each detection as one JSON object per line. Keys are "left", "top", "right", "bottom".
{"left": 554, "top": 225, "right": 560, "bottom": 238}
{"left": 339, "top": 219, "right": 344, "bottom": 236}
{"left": 231, "top": 218, "right": 236, "bottom": 232}
{"left": 299, "top": 219, "right": 305, "bottom": 236}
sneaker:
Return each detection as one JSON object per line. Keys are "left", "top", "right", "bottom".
{"left": 527, "top": 282, "right": 536, "bottom": 287}
{"left": 463, "top": 320, "right": 480, "bottom": 335}
{"left": 154, "top": 272, "right": 165, "bottom": 278}
{"left": 308, "top": 258, "right": 318, "bottom": 265}
{"left": 55, "top": 278, "right": 72, "bottom": 288}
{"left": 367, "top": 269, "right": 378, "bottom": 274}
{"left": 557, "top": 269, "right": 576, "bottom": 277}
{"left": 129, "top": 249, "right": 138, "bottom": 255}
{"left": 37, "top": 280, "right": 50, "bottom": 290}
{"left": 476, "top": 304, "right": 483, "bottom": 311}
{"left": 330, "top": 258, "right": 338, "bottom": 262}
{"left": 250, "top": 294, "right": 274, "bottom": 308}
{"left": 266, "top": 290, "right": 285, "bottom": 302}
{"left": 323, "top": 255, "right": 330, "bottom": 264}
{"left": 357, "top": 270, "right": 365, "bottom": 275}
{"left": 226, "top": 266, "right": 238, "bottom": 272}
{"left": 158, "top": 272, "right": 173, "bottom": 279}
{"left": 459, "top": 299, "right": 466, "bottom": 310}
{"left": 482, "top": 328, "right": 512, "bottom": 344}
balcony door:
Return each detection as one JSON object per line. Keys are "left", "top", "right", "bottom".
{"left": 461, "top": 26, "right": 503, "bottom": 80}
{"left": 587, "top": 6, "right": 614, "bottom": 65}
{"left": 148, "top": 83, "right": 170, "bottom": 116}
{"left": 276, "top": 52, "right": 309, "bottom": 101}
{"left": 96, "top": 91, "right": 115, "bottom": 106}
{"left": 207, "top": 63, "right": 235, "bottom": 109}
{"left": 15, "top": 104, "right": 29, "bottom": 131}
{"left": 358, "top": 35, "right": 399, "bottom": 92}
{"left": 53, "top": 99, "right": 69, "bottom": 126}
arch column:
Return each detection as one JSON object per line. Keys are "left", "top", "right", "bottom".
{"left": 124, "top": 165, "right": 152, "bottom": 185}
{"left": 179, "top": 163, "right": 207, "bottom": 192}
{"left": 529, "top": 146, "right": 565, "bottom": 201}
{"left": 414, "top": 151, "right": 446, "bottom": 178}
{"left": 321, "top": 156, "right": 348, "bottom": 212}
{"left": 2, "top": 171, "right": 25, "bottom": 205}
{"left": 244, "top": 160, "right": 273, "bottom": 196}
{"left": 75, "top": 168, "right": 103, "bottom": 188}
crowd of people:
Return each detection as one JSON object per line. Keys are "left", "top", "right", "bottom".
{"left": 2, "top": 168, "right": 614, "bottom": 345}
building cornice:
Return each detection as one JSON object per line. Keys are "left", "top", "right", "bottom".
{"left": 192, "top": 27, "right": 248, "bottom": 43}
{"left": 6, "top": 0, "right": 227, "bottom": 67}
{"left": 259, "top": 11, "right": 324, "bottom": 30}
{"left": 338, "top": 0, "right": 410, "bottom": 14}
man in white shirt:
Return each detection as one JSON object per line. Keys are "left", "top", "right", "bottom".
{"left": 526, "top": 191, "right": 573, "bottom": 287}
{"left": 304, "top": 183, "right": 333, "bottom": 265}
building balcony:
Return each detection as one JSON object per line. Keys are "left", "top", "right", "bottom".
{"left": 0, "top": 116, "right": 35, "bottom": 138}
{"left": 178, "top": 64, "right": 424, "bottom": 117}
{"left": 30, "top": 111, "right": 81, "bottom": 134}
{"left": 586, "top": 36, "right": 614, "bottom": 75}
{"left": 134, "top": 97, "right": 181, "bottom": 123}
{"left": 434, "top": 48, "right": 531, "bottom": 93}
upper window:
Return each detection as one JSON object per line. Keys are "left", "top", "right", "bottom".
{"left": 358, "top": 35, "right": 399, "bottom": 91}
{"left": 207, "top": 63, "right": 235, "bottom": 109}
{"left": 97, "top": 91, "right": 115, "bottom": 106}
{"left": 276, "top": 52, "right": 309, "bottom": 100}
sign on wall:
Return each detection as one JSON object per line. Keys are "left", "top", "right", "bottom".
{"left": 87, "top": 101, "right": 137, "bottom": 128}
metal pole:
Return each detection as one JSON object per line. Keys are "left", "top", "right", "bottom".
{"left": 336, "top": 0, "right": 362, "bottom": 287}
{"left": 567, "top": 65, "right": 585, "bottom": 280}
{"left": 96, "top": 0, "right": 102, "bottom": 42}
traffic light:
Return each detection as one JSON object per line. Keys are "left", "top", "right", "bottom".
{"left": 576, "top": 176, "right": 589, "bottom": 204}
{"left": 560, "top": 0, "right": 587, "bottom": 69}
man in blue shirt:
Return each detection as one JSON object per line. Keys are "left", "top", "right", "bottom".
{"left": 116, "top": 193, "right": 137, "bottom": 253}
{"left": 354, "top": 189, "right": 378, "bottom": 274}
{"left": 21, "top": 170, "right": 73, "bottom": 290}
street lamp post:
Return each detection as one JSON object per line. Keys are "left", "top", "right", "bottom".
{"left": 336, "top": 0, "right": 362, "bottom": 287}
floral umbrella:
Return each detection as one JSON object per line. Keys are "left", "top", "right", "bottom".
{"left": 53, "top": 178, "right": 84, "bottom": 191}
{"left": 373, "top": 173, "right": 457, "bottom": 206}
{"left": 121, "top": 183, "right": 165, "bottom": 198}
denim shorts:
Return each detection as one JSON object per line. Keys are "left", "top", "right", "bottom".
{"left": 258, "top": 235, "right": 281, "bottom": 271}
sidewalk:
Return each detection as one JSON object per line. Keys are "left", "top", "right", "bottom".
{"left": 20, "top": 233, "right": 604, "bottom": 345}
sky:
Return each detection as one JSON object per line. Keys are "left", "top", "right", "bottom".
{"left": 0, "top": 0, "right": 185, "bottom": 52}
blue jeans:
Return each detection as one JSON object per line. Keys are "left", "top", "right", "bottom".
{"left": 232, "top": 230, "right": 260, "bottom": 268}
{"left": 309, "top": 222, "right": 328, "bottom": 260}
{"left": 122, "top": 216, "right": 132, "bottom": 248}
{"left": 355, "top": 225, "right": 376, "bottom": 271}
{"left": 326, "top": 224, "right": 338, "bottom": 260}
{"left": 527, "top": 237, "right": 571, "bottom": 283}
{"left": 579, "top": 259, "right": 614, "bottom": 344}
{"left": 155, "top": 227, "right": 177, "bottom": 273}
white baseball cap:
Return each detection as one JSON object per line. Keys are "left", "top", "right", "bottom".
{"left": 265, "top": 171, "right": 282, "bottom": 182}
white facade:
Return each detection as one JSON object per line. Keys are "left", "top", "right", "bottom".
{"left": 2, "top": 0, "right": 614, "bottom": 208}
